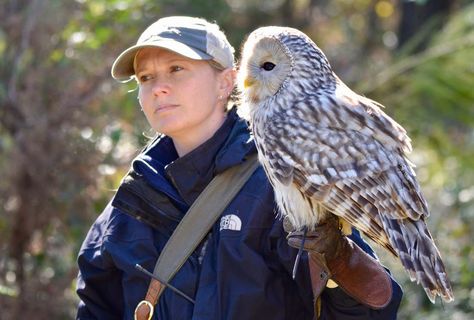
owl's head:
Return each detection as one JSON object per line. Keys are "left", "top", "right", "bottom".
{"left": 238, "top": 26, "right": 334, "bottom": 115}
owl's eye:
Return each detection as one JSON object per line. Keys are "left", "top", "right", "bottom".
{"left": 261, "top": 62, "right": 276, "bottom": 71}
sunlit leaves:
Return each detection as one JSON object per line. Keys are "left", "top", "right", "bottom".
{"left": 375, "top": 0, "right": 394, "bottom": 18}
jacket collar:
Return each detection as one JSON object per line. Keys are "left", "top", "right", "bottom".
{"left": 132, "top": 107, "right": 256, "bottom": 208}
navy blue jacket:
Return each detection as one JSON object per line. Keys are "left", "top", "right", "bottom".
{"left": 76, "top": 109, "right": 402, "bottom": 319}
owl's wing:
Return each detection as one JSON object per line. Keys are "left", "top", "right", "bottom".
{"left": 265, "top": 93, "right": 429, "bottom": 252}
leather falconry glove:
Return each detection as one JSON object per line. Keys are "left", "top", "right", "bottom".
{"left": 286, "top": 215, "right": 392, "bottom": 309}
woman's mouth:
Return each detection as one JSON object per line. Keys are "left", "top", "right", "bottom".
{"left": 155, "top": 104, "right": 178, "bottom": 113}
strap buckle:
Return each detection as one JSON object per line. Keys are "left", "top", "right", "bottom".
{"left": 134, "top": 300, "right": 154, "bottom": 320}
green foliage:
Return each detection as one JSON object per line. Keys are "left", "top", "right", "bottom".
{"left": 362, "top": 4, "right": 474, "bottom": 182}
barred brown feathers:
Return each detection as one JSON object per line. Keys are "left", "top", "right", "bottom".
{"left": 238, "top": 26, "right": 454, "bottom": 303}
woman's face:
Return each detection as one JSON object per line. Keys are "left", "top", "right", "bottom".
{"left": 135, "top": 47, "right": 230, "bottom": 152}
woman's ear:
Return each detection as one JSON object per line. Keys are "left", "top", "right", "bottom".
{"left": 218, "top": 68, "right": 236, "bottom": 99}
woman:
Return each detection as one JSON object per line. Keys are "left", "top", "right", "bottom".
{"left": 76, "top": 16, "right": 402, "bottom": 319}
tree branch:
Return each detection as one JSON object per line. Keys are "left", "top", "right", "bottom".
{"left": 7, "top": 0, "right": 43, "bottom": 103}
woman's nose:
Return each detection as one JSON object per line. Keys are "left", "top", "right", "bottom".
{"left": 151, "top": 79, "right": 170, "bottom": 96}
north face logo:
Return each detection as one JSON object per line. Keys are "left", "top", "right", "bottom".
{"left": 220, "top": 214, "right": 242, "bottom": 231}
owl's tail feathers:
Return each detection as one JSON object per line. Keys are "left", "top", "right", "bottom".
{"left": 381, "top": 216, "right": 454, "bottom": 303}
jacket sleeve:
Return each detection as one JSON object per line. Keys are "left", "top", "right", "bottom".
{"left": 76, "top": 204, "right": 124, "bottom": 320}
{"left": 273, "top": 221, "right": 402, "bottom": 320}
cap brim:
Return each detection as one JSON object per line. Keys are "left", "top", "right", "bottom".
{"left": 111, "top": 39, "right": 213, "bottom": 81}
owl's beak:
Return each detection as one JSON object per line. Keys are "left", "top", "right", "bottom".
{"left": 243, "top": 77, "right": 255, "bottom": 88}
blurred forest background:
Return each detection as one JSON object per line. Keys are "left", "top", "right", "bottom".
{"left": 0, "top": 0, "right": 473, "bottom": 319}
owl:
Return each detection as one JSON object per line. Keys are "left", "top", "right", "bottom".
{"left": 237, "top": 26, "right": 453, "bottom": 303}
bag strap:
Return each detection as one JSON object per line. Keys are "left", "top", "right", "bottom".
{"left": 135, "top": 154, "right": 259, "bottom": 320}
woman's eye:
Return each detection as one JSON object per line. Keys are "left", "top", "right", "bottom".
{"left": 138, "top": 74, "right": 152, "bottom": 83}
{"left": 261, "top": 62, "right": 276, "bottom": 71}
{"left": 171, "top": 66, "right": 183, "bottom": 72}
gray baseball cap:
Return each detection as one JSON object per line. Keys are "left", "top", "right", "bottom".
{"left": 111, "top": 16, "right": 235, "bottom": 81}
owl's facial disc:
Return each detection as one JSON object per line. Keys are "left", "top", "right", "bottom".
{"left": 239, "top": 36, "right": 292, "bottom": 104}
